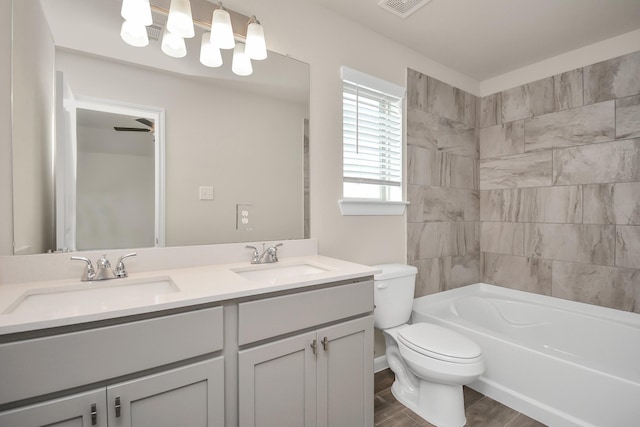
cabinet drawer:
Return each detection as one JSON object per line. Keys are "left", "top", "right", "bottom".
{"left": 238, "top": 280, "right": 373, "bottom": 345}
{"left": 0, "top": 306, "right": 223, "bottom": 405}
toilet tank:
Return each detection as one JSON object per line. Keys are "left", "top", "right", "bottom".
{"left": 373, "top": 264, "right": 418, "bottom": 329}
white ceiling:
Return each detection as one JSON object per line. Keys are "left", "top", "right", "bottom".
{"left": 313, "top": 0, "right": 640, "bottom": 81}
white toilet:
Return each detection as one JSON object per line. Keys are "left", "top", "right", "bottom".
{"left": 374, "top": 264, "right": 485, "bottom": 427}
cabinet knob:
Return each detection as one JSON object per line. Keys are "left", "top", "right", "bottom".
{"left": 91, "top": 403, "right": 97, "bottom": 425}
{"left": 310, "top": 339, "right": 317, "bottom": 355}
{"left": 115, "top": 396, "right": 122, "bottom": 417}
{"left": 321, "top": 336, "right": 329, "bottom": 351}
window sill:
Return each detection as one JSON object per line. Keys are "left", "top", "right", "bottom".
{"left": 338, "top": 199, "right": 409, "bottom": 216}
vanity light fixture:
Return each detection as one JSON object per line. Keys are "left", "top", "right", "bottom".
{"left": 166, "top": 0, "right": 195, "bottom": 39}
{"left": 119, "top": 1, "right": 267, "bottom": 76}
{"left": 161, "top": 28, "right": 187, "bottom": 58}
{"left": 210, "top": 3, "right": 235, "bottom": 50}
{"left": 200, "top": 32, "right": 223, "bottom": 67}
{"left": 244, "top": 16, "right": 267, "bottom": 60}
{"left": 231, "top": 42, "right": 253, "bottom": 76}
{"left": 121, "top": 20, "right": 150, "bottom": 47}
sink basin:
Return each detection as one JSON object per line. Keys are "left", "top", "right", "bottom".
{"left": 231, "top": 262, "right": 329, "bottom": 282}
{"left": 4, "top": 277, "right": 179, "bottom": 317}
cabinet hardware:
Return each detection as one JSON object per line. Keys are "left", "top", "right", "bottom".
{"left": 115, "top": 396, "right": 121, "bottom": 417}
{"left": 90, "top": 403, "right": 97, "bottom": 425}
{"left": 310, "top": 339, "right": 317, "bottom": 355}
{"left": 321, "top": 336, "right": 329, "bottom": 351}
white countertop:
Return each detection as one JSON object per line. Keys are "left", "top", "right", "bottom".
{"left": 0, "top": 255, "right": 380, "bottom": 335}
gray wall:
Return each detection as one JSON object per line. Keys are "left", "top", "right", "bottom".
{"left": 406, "top": 69, "right": 481, "bottom": 297}
{"left": 478, "top": 51, "right": 640, "bottom": 313}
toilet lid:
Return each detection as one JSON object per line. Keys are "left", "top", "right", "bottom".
{"left": 397, "top": 323, "right": 482, "bottom": 363}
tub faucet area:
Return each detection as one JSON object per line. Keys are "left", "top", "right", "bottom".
{"left": 71, "top": 253, "right": 137, "bottom": 281}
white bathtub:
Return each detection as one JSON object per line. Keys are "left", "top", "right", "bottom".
{"left": 411, "top": 283, "right": 640, "bottom": 427}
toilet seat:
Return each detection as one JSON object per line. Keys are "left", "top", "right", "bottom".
{"left": 397, "top": 323, "right": 482, "bottom": 364}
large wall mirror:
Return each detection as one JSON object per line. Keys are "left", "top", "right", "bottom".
{"left": 11, "top": 0, "right": 310, "bottom": 255}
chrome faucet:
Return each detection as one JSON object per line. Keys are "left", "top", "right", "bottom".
{"left": 245, "top": 243, "right": 283, "bottom": 264}
{"left": 71, "top": 253, "right": 137, "bottom": 281}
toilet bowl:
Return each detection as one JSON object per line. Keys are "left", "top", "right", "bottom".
{"left": 373, "top": 264, "right": 485, "bottom": 427}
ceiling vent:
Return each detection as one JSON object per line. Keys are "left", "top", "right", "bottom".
{"left": 378, "top": 0, "right": 433, "bottom": 19}
{"left": 146, "top": 24, "right": 163, "bottom": 42}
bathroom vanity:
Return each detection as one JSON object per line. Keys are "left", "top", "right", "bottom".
{"left": 0, "top": 252, "right": 377, "bottom": 427}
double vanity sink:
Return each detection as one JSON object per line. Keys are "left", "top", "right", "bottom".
{"left": 0, "top": 256, "right": 372, "bottom": 334}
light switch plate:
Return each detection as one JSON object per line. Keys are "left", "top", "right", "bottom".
{"left": 199, "top": 186, "right": 214, "bottom": 200}
{"left": 236, "top": 204, "right": 253, "bottom": 230}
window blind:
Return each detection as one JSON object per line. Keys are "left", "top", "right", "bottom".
{"left": 342, "top": 80, "right": 403, "bottom": 188}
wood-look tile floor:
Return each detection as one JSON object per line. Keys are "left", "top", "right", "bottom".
{"left": 374, "top": 369, "right": 546, "bottom": 427}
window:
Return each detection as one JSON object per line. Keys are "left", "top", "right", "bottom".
{"left": 339, "top": 67, "right": 407, "bottom": 215}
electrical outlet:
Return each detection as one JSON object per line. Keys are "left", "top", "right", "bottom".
{"left": 199, "top": 186, "right": 214, "bottom": 200}
{"left": 236, "top": 204, "right": 253, "bottom": 230}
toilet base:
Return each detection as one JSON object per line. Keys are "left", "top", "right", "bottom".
{"left": 391, "top": 379, "right": 466, "bottom": 427}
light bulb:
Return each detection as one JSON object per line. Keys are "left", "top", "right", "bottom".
{"left": 167, "top": 0, "right": 195, "bottom": 38}
{"left": 121, "top": 20, "right": 149, "bottom": 47}
{"left": 121, "top": 0, "right": 152, "bottom": 26}
{"left": 161, "top": 29, "right": 187, "bottom": 58}
{"left": 245, "top": 20, "right": 267, "bottom": 60}
{"left": 232, "top": 43, "right": 252, "bottom": 76}
{"left": 211, "top": 7, "right": 235, "bottom": 49}
{"left": 200, "top": 32, "right": 223, "bottom": 67}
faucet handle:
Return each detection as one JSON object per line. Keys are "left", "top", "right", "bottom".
{"left": 267, "top": 243, "right": 283, "bottom": 262}
{"left": 115, "top": 252, "right": 137, "bottom": 278}
{"left": 71, "top": 256, "right": 96, "bottom": 281}
{"left": 245, "top": 245, "right": 260, "bottom": 264}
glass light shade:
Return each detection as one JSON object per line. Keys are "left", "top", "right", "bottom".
{"left": 161, "top": 29, "right": 187, "bottom": 58}
{"left": 211, "top": 8, "right": 235, "bottom": 49}
{"left": 232, "top": 43, "right": 252, "bottom": 76}
{"left": 121, "top": 0, "right": 152, "bottom": 26}
{"left": 120, "top": 20, "right": 149, "bottom": 47}
{"left": 200, "top": 32, "right": 223, "bottom": 67}
{"left": 166, "top": 0, "right": 195, "bottom": 38}
{"left": 245, "top": 21, "right": 267, "bottom": 60}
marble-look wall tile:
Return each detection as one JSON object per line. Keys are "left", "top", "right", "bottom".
{"left": 584, "top": 51, "right": 640, "bottom": 104}
{"left": 411, "top": 257, "right": 450, "bottom": 297}
{"left": 421, "top": 187, "right": 478, "bottom": 222}
{"left": 408, "top": 108, "right": 477, "bottom": 157}
{"left": 407, "top": 68, "right": 428, "bottom": 112}
{"left": 552, "top": 69, "right": 584, "bottom": 111}
{"left": 583, "top": 182, "right": 640, "bottom": 225}
{"left": 478, "top": 93, "right": 502, "bottom": 128}
{"left": 480, "top": 151, "right": 552, "bottom": 190}
{"left": 552, "top": 261, "right": 640, "bottom": 313}
{"left": 449, "top": 155, "right": 478, "bottom": 189}
{"left": 502, "top": 77, "right": 555, "bottom": 123}
{"left": 482, "top": 252, "right": 552, "bottom": 295}
{"left": 408, "top": 222, "right": 478, "bottom": 260}
{"left": 407, "top": 145, "right": 435, "bottom": 186}
{"left": 426, "top": 76, "right": 476, "bottom": 127}
{"left": 407, "top": 184, "right": 425, "bottom": 223}
{"left": 450, "top": 254, "right": 481, "bottom": 289}
{"left": 480, "top": 222, "right": 524, "bottom": 256}
{"left": 616, "top": 226, "right": 640, "bottom": 269}
{"left": 553, "top": 139, "right": 640, "bottom": 185}
{"left": 616, "top": 94, "right": 640, "bottom": 139}
{"left": 524, "top": 101, "right": 615, "bottom": 151}
{"left": 524, "top": 223, "right": 615, "bottom": 266}
{"left": 480, "top": 186, "right": 581, "bottom": 223}
{"left": 479, "top": 120, "right": 524, "bottom": 159}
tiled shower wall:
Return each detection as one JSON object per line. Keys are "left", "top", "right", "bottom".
{"left": 406, "top": 69, "right": 481, "bottom": 296}
{"left": 407, "top": 51, "right": 640, "bottom": 312}
{"left": 478, "top": 50, "right": 640, "bottom": 313}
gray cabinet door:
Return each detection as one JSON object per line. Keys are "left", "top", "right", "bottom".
{"left": 238, "top": 332, "right": 317, "bottom": 427}
{"left": 316, "top": 316, "right": 374, "bottom": 427}
{"left": 0, "top": 389, "right": 107, "bottom": 427}
{"left": 106, "top": 358, "right": 224, "bottom": 427}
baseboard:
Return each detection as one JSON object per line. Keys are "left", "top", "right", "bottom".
{"left": 374, "top": 355, "right": 389, "bottom": 373}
